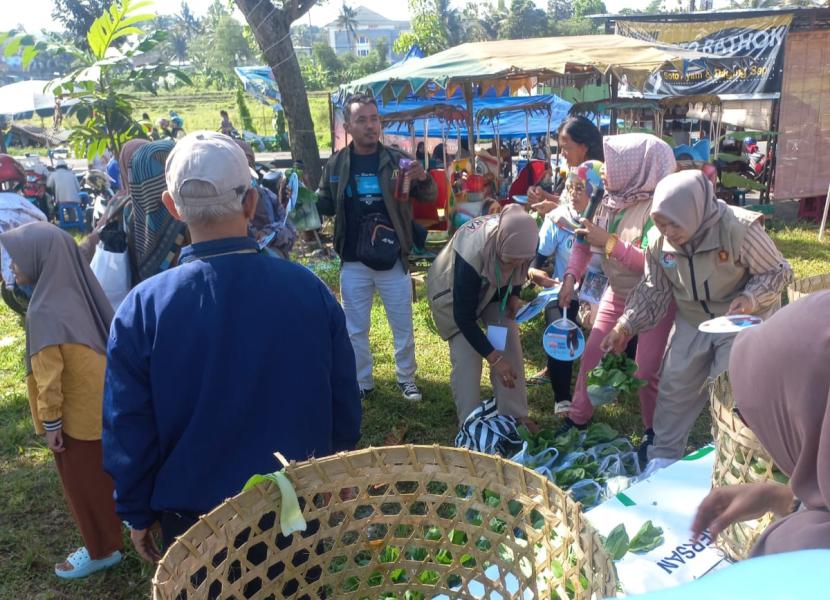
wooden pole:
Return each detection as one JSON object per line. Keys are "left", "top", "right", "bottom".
{"left": 423, "top": 117, "right": 428, "bottom": 170}
{"left": 819, "top": 181, "right": 830, "bottom": 242}
{"left": 463, "top": 82, "right": 475, "bottom": 161}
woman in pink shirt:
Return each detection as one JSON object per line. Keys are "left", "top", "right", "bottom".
{"left": 557, "top": 133, "right": 677, "bottom": 461}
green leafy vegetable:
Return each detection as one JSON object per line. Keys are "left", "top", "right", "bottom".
{"left": 555, "top": 467, "right": 586, "bottom": 487}
{"left": 584, "top": 422, "right": 619, "bottom": 447}
{"left": 628, "top": 520, "right": 664, "bottom": 554}
{"left": 603, "top": 524, "right": 630, "bottom": 560}
{"left": 552, "top": 427, "right": 581, "bottom": 454}
{"left": 587, "top": 353, "right": 647, "bottom": 404}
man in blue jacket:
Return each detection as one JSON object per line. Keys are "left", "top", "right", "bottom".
{"left": 102, "top": 131, "right": 361, "bottom": 562}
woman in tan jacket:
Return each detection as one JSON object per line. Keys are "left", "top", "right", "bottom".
{"left": 1, "top": 222, "right": 123, "bottom": 578}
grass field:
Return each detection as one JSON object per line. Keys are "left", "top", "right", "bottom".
{"left": 11, "top": 87, "right": 334, "bottom": 154}
{"left": 0, "top": 222, "right": 826, "bottom": 599}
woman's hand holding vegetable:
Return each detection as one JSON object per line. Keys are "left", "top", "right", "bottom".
{"left": 601, "top": 323, "right": 632, "bottom": 354}
{"left": 575, "top": 218, "right": 610, "bottom": 247}
{"left": 692, "top": 482, "right": 795, "bottom": 541}
{"left": 487, "top": 350, "right": 517, "bottom": 389}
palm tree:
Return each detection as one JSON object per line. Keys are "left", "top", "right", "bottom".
{"left": 436, "top": 0, "right": 464, "bottom": 46}
{"left": 176, "top": 1, "right": 202, "bottom": 38}
{"left": 336, "top": 3, "right": 359, "bottom": 54}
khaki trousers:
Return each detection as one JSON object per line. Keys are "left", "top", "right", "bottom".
{"left": 449, "top": 302, "right": 528, "bottom": 424}
{"left": 649, "top": 316, "right": 736, "bottom": 461}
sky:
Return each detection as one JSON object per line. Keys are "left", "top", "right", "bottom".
{"left": 11, "top": 0, "right": 673, "bottom": 34}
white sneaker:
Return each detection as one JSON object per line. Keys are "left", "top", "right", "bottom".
{"left": 554, "top": 400, "right": 572, "bottom": 415}
{"left": 398, "top": 381, "right": 422, "bottom": 401}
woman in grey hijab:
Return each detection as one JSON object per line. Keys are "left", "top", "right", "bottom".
{"left": 0, "top": 222, "right": 123, "bottom": 579}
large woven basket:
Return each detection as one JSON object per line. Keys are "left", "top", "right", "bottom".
{"left": 153, "top": 445, "right": 617, "bottom": 600}
{"left": 709, "top": 374, "right": 785, "bottom": 561}
{"left": 788, "top": 272, "right": 830, "bottom": 303}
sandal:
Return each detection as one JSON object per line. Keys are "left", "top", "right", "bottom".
{"left": 55, "top": 546, "right": 122, "bottom": 579}
{"left": 526, "top": 375, "right": 550, "bottom": 387}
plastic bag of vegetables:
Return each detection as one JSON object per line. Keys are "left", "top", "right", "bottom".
{"left": 598, "top": 454, "right": 625, "bottom": 479}
{"left": 568, "top": 479, "right": 603, "bottom": 507}
{"left": 511, "top": 442, "right": 559, "bottom": 473}
{"left": 587, "top": 353, "right": 646, "bottom": 406}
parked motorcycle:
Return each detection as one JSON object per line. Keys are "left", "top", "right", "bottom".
{"left": 20, "top": 155, "right": 51, "bottom": 217}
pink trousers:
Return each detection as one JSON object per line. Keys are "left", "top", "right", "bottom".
{"left": 568, "top": 289, "right": 675, "bottom": 429}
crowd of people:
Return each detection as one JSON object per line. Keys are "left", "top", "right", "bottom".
{"left": 0, "top": 92, "right": 826, "bottom": 584}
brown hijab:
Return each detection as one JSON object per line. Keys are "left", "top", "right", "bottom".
{"left": 729, "top": 291, "right": 830, "bottom": 557}
{"left": 651, "top": 170, "right": 727, "bottom": 254}
{"left": 481, "top": 204, "right": 538, "bottom": 287}
{"left": 0, "top": 223, "right": 113, "bottom": 373}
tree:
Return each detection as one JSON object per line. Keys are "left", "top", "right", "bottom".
{"left": 203, "top": 15, "right": 253, "bottom": 85}
{"left": 150, "top": 2, "right": 202, "bottom": 64}
{"left": 458, "top": 3, "right": 492, "bottom": 42}
{"left": 176, "top": 1, "right": 201, "bottom": 38}
{"left": 393, "top": 0, "right": 452, "bottom": 56}
{"left": 51, "top": 0, "right": 110, "bottom": 49}
{"left": 5, "top": 0, "right": 191, "bottom": 158}
{"left": 502, "top": 0, "right": 551, "bottom": 40}
{"left": 573, "top": 0, "right": 607, "bottom": 17}
{"left": 292, "top": 24, "right": 324, "bottom": 50}
{"left": 435, "top": 0, "right": 464, "bottom": 47}
{"left": 336, "top": 3, "right": 358, "bottom": 53}
{"left": 481, "top": 2, "right": 510, "bottom": 40}
{"left": 547, "top": 0, "right": 573, "bottom": 20}
{"left": 235, "top": 0, "right": 323, "bottom": 187}
{"left": 553, "top": 17, "right": 596, "bottom": 36}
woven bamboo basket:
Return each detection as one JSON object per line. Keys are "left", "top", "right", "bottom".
{"left": 788, "top": 272, "right": 830, "bottom": 303}
{"left": 709, "top": 374, "right": 786, "bottom": 561}
{"left": 153, "top": 445, "right": 617, "bottom": 600}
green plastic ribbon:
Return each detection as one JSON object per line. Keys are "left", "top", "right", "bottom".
{"left": 243, "top": 471, "right": 307, "bottom": 535}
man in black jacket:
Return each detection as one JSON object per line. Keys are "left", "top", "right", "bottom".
{"left": 317, "top": 94, "right": 437, "bottom": 401}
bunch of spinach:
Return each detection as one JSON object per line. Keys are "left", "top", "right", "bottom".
{"left": 587, "top": 353, "right": 647, "bottom": 404}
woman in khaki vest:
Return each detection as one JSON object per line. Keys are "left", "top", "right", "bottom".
{"left": 426, "top": 204, "right": 538, "bottom": 424}
{"left": 603, "top": 170, "right": 792, "bottom": 464}
{"left": 556, "top": 134, "right": 677, "bottom": 457}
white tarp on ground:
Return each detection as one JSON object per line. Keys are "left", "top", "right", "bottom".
{"left": 585, "top": 446, "right": 732, "bottom": 595}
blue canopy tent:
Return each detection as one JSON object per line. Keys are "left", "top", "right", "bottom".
{"left": 234, "top": 66, "right": 282, "bottom": 110}
{"left": 380, "top": 94, "right": 572, "bottom": 140}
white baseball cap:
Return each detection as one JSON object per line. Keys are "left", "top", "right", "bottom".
{"left": 165, "top": 131, "right": 250, "bottom": 207}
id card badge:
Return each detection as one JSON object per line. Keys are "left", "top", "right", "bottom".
{"left": 486, "top": 325, "right": 508, "bottom": 351}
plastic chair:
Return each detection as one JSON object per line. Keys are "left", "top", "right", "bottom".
{"left": 56, "top": 202, "right": 87, "bottom": 231}
{"left": 507, "top": 159, "right": 548, "bottom": 202}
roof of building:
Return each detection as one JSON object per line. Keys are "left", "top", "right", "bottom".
{"left": 594, "top": 7, "right": 830, "bottom": 32}
{"left": 324, "top": 6, "right": 410, "bottom": 30}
